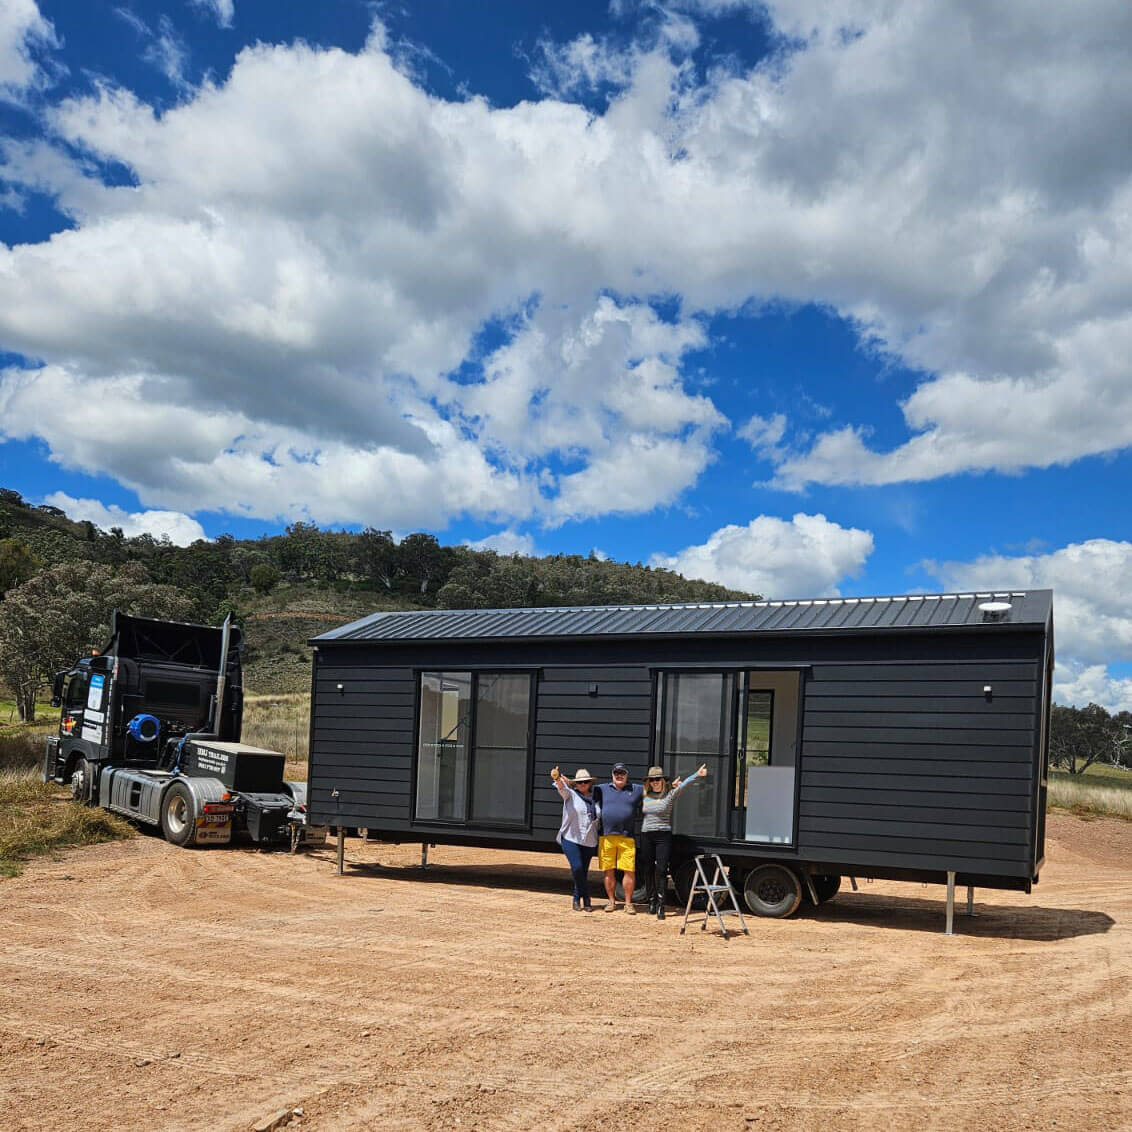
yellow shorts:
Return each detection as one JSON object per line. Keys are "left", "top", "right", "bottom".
{"left": 598, "top": 835, "right": 636, "bottom": 872}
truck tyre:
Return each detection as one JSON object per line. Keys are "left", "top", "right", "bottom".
{"left": 160, "top": 782, "right": 198, "bottom": 847}
{"left": 743, "top": 863, "right": 802, "bottom": 918}
{"left": 70, "top": 758, "right": 95, "bottom": 805}
{"left": 802, "top": 873, "right": 842, "bottom": 906}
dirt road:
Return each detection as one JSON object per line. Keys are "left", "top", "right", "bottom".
{"left": 1, "top": 813, "right": 1130, "bottom": 1132}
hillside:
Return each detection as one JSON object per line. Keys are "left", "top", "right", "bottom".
{"left": 0, "top": 490, "right": 757, "bottom": 694}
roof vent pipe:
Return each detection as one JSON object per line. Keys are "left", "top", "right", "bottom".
{"left": 978, "top": 601, "right": 1012, "bottom": 622}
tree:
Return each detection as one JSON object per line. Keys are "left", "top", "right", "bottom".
{"left": 399, "top": 533, "right": 446, "bottom": 595}
{"left": 0, "top": 538, "right": 40, "bottom": 597}
{"left": 249, "top": 562, "right": 281, "bottom": 594}
{"left": 1049, "top": 702, "right": 1131, "bottom": 775}
{"left": 354, "top": 527, "right": 399, "bottom": 590}
{"left": 0, "top": 561, "right": 193, "bottom": 722}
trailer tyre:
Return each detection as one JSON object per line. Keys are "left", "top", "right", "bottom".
{"left": 743, "top": 863, "right": 802, "bottom": 918}
{"left": 161, "top": 782, "right": 198, "bottom": 848}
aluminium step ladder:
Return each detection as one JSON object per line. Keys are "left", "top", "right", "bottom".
{"left": 679, "top": 853, "right": 749, "bottom": 940}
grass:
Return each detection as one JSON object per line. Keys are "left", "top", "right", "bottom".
{"left": 1049, "top": 763, "right": 1132, "bottom": 819}
{"left": 0, "top": 770, "right": 134, "bottom": 878}
{"left": 243, "top": 692, "right": 310, "bottom": 781}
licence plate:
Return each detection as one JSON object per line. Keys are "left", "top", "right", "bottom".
{"left": 202, "top": 813, "right": 230, "bottom": 824}
{"left": 195, "top": 818, "right": 232, "bottom": 843}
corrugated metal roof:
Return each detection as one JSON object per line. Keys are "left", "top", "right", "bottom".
{"left": 312, "top": 589, "right": 1052, "bottom": 644}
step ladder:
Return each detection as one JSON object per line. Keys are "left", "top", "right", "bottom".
{"left": 679, "top": 854, "right": 749, "bottom": 940}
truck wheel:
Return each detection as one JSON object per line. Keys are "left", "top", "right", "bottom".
{"left": 70, "top": 758, "right": 95, "bottom": 805}
{"left": 161, "top": 782, "right": 198, "bottom": 847}
{"left": 743, "top": 864, "right": 802, "bottom": 918}
{"left": 802, "top": 873, "right": 842, "bottom": 906}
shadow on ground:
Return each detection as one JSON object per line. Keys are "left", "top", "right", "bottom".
{"left": 313, "top": 850, "right": 1115, "bottom": 942}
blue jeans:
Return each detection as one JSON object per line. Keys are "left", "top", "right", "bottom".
{"left": 561, "top": 838, "right": 596, "bottom": 902}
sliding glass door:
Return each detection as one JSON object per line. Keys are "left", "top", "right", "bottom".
{"left": 656, "top": 669, "right": 801, "bottom": 844}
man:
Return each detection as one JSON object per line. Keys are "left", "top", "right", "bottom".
{"left": 595, "top": 762, "right": 643, "bottom": 913}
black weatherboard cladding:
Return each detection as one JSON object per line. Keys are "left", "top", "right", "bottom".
{"left": 308, "top": 592, "right": 1052, "bottom": 887}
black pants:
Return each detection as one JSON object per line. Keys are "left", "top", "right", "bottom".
{"left": 638, "top": 829, "right": 672, "bottom": 903}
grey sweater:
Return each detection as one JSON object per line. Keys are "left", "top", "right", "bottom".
{"left": 640, "top": 774, "right": 700, "bottom": 833}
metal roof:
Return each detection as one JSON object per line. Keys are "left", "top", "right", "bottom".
{"left": 313, "top": 589, "right": 1052, "bottom": 645}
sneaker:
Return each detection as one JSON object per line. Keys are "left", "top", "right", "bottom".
{"left": 625, "top": 902, "right": 636, "bottom": 915}
{"left": 604, "top": 901, "right": 617, "bottom": 913}
{"left": 572, "top": 897, "right": 582, "bottom": 911}
{"left": 583, "top": 900, "right": 593, "bottom": 912}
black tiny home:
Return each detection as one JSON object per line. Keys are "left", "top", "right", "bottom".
{"left": 307, "top": 590, "right": 1053, "bottom": 919}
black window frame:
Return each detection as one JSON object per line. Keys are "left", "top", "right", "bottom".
{"left": 651, "top": 666, "right": 807, "bottom": 849}
{"left": 411, "top": 668, "right": 537, "bottom": 831}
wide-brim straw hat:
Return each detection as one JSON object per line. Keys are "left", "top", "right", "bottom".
{"left": 570, "top": 768, "right": 595, "bottom": 783}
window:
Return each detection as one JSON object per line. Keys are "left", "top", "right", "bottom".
{"left": 739, "top": 672, "right": 799, "bottom": 844}
{"left": 657, "top": 672, "right": 735, "bottom": 840}
{"left": 655, "top": 668, "right": 801, "bottom": 845}
{"left": 65, "top": 674, "right": 89, "bottom": 711}
{"left": 415, "top": 671, "right": 532, "bottom": 827}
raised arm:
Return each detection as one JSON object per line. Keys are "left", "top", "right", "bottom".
{"left": 551, "top": 765, "right": 572, "bottom": 799}
{"left": 672, "top": 764, "right": 708, "bottom": 796}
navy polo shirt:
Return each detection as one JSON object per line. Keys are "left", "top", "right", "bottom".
{"left": 596, "top": 781, "right": 643, "bottom": 836}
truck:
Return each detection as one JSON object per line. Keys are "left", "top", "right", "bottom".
{"left": 43, "top": 611, "right": 325, "bottom": 850}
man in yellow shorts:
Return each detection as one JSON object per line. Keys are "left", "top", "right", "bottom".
{"left": 595, "top": 763, "right": 643, "bottom": 913}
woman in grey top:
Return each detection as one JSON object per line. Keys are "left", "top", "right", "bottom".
{"left": 640, "top": 763, "right": 707, "bottom": 919}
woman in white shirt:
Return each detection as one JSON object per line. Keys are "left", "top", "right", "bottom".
{"left": 550, "top": 766, "right": 600, "bottom": 911}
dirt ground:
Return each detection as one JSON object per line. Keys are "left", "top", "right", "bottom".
{"left": 1, "top": 814, "right": 1130, "bottom": 1132}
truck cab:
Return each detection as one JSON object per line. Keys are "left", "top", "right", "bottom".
{"left": 44, "top": 611, "right": 322, "bottom": 850}
{"left": 46, "top": 612, "right": 243, "bottom": 801}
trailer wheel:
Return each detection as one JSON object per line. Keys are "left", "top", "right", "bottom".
{"left": 70, "top": 758, "right": 95, "bottom": 805}
{"left": 802, "top": 873, "right": 842, "bottom": 906}
{"left": 160, "top": 782, "right": 198, "bottom": 847}
{"left": 743, "top": 864, "right": 802, "bottom": 918}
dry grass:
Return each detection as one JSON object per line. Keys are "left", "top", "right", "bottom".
{"left": 0, "top": 770, "right": 134, "bottom": 878}
{"left": 242, "top": 693, "right": 310, "bottom": 781}
{"left": 1049, "top": 774, "right": 1132, "bottom": 820}
{"left": 0, "top": 728, "right": 46, "bottom": 773}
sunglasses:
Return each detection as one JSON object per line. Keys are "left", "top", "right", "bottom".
{"left": 647, "top": 776, "right": 664, "bottom": 782}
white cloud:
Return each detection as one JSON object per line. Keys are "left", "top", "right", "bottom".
{"left": 464, "top": 530, "right": 537, "bottom": 556}
{"left": 44, "top": 491, "right": 206, "bottom": 545}
{"left": 0, "top": 3, "right": 1131, "bottom": 524}
{"left": 0, "top": 0, "right": 55, "bottom": 95}
{"left": 651, "top": 512, "right": 873, "bottom": 597}
{"left": 926, "top": 538, "right": 1132, "bottom": 713}
{"left": 189, "top": 0, "right": 235, "bottom": 30}
{"left": 1053, "top": 662, "right": 1132, "bottom": 716}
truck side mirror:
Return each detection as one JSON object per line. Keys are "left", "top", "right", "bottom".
{"left": 51, "top": 672, "right": 65, "bottom": 708}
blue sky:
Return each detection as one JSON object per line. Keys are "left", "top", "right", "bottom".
{"left": 2, "top": 0, "right": 1132, "bottom": 708}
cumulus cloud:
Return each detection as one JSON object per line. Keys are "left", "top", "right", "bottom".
{"left": 1, "top": 2, "right": 1131, "bottom": 526}
{"left": 650, "top": 512, "right": 873, "bottom": 597}
{"left": 926, "top": 538, "right": 1132, "bottom": 712}
{"left": 0, "top": 0, "right": 55, "bottom": 95}
{"left": 44, "top": 491, "right": 206, "bottom": 545}
{"left": 464, "top": 530, "right": 538, "bottom": 556}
